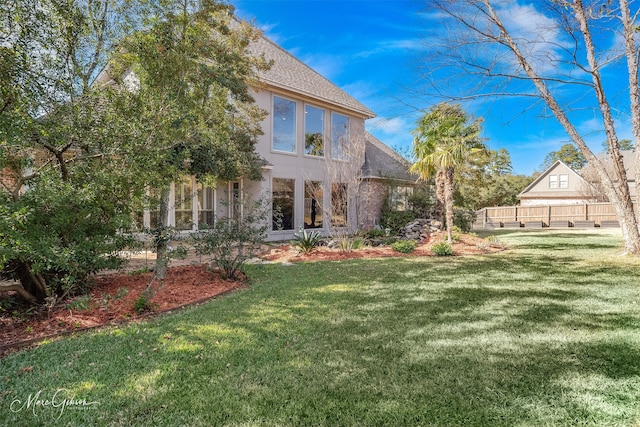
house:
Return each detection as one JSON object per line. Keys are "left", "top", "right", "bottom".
{"left": 518, "top": 160, "right": 595, "bottom": 206}
{"left": 99, "top": 20, "right": 412, "bottom": 241}
{"left": 360, "top": 132, "right": 417, "bottom": 228}
{"left": 519, "top": 151, "right": 637, "bottom": 206}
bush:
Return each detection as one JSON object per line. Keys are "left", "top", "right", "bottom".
{"left": 432, "top": 242, "right": 453, "bottom": 256}
{"left": 0, "top": 177, "right": 136, "bottom": 303}
{"left": 192, "top": 196, "right": 268, "bottom": 280}
{"left": 292, "top": 228, "right": 323, "bottom": 254}
{"left": 453, "top": 207, "right": 477, "bottom": 233}
{"left": 391, "top": 240, "right": 416, "bottom": 254}
{"left": 380, "top": 210, "right": 416, "bottom": 234}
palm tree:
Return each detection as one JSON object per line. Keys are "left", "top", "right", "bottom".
{"left": 410, "top": 103, "right": 485, "bottom": 243}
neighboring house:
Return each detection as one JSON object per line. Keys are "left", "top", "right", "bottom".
{"left": 98, "top": 22, "right": 414, "bottom": 241}
{"left": 360, "top": 132, "right": 417, "bottom": 228}
{"left": 518, "top": 160, "right": 595, "bottom": 206}
{"left": 519, "top": 151, "right": 638, "bottom": 206}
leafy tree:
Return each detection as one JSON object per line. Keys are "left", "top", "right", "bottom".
{"left": 410, "top": 103, "right": 485, "bottom": 243}
{"left": 602, "top": 139, "right": 635, "bottom": 153}
{"left": 109, "top": 0, "right": 270, "bottom": 279}
{"left": 0, "top": 0, "right": 146, "bottom": 302}
{"left": 0, "top": 0, "right": 269, "bottom": 304}
{"left": 454, "top": 147, "right": 534, "bottom": 210}
{"left": 540, "top": 144, "right": 587, "bottom": 171}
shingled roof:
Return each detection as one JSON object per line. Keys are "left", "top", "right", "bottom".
{"left": 250, "top": 29, "right": 375, "bottom": 119}
{"left": 361, "top": 132, "right": 416, "bottom": 183}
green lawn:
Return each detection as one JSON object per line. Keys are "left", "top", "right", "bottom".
{"left": 2, "top": 230, "right": 640, "bottom": 426}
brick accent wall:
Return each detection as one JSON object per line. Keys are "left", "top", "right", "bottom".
{"left": 358, "top": 179, "right": 389, "bottom": 229}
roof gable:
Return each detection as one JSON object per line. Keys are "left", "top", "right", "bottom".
{"left": 519, "top": 160, "right": 588, "bottom": 196}
{"left": 361, "top": 132, "right": 416, "bottom": 183}
{"left": 249, "top": 32, "right": 375, "bottom": 118}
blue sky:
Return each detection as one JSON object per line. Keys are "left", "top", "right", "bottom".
{"left": 233, "top": 0, "right": 633, "bottom": 176}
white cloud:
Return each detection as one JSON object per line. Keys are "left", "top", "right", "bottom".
{"left": 367, "top": 116, "right": 409, "bottom": 134}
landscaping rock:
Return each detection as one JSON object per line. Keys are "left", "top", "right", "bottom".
{"left": 397, "top": 218, "right": 441, "bottom": 241}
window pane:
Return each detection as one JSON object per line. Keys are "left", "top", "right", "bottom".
{"left": 549, "top": 175, "right": 558, "bottom": 188}
{"left": 331, "top": 113, "right": 349, "bottom": 160}
{"left": 305, "top": 105, "right": 324, "bottom": 156}
{"left": 175, "top": 177, "right": 193, "bottom": 230}
{"left": 391, "top": 186, "right": 413, "bottom": 211}
{"left": 273, "top": 96, "right": 296, "bottom": 152}
{"left": 197, "top": 183, "right": 214, "bottom": 228}
{"left": 331, "top": 183, "right": 347, "bottom": 227}
{"left": 273, "top": 178, "right": 295, "bottom": 230}
{"left": 304, "top": 181, "right": 323, "bottom": 229}
{"left": 559, "top": 174, "right": 568, "bottom": 188}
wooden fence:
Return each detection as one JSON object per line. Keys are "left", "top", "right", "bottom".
{"left": 473, "top": 202, "right": 628, "bottom": 229}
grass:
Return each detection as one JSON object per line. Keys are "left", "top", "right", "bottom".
{"left": 2, "top": 229, "right": 640, "bottom": 426}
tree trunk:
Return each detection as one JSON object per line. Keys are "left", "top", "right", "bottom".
{"left": 443, "top": 167, "right": 455, "bottom": 244}
{"left": 480, "top": 0, "right": 640, "bottom": 254}
{"left": 155, "top": 187, "right": 170, "bottom": 280}
{"left": 435, "top": 169, "right": 446, "bottom": 224}
{"left": 5, "top": 260, "right": 49, "bottom": 303}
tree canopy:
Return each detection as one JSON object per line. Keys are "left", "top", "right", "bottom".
{"left": 411, "top": 102, "right": 485, "bottom": 242}
{"left": 0, "top": 0, "right": 269, "bottom": 301}
{"left": 540, "top": 144, "right": 587, "bottom": 171}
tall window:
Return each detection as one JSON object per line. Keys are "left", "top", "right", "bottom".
{"left": 331, "top": 113, "right": 349, "bottom": 160}
{"left": 549, "top": 175, "right": 558, "bottom": 188}
{"left": 175, "top": 177, "right": 194, "bottom": 230}
{"left": 273, "top": 178, "right": 295, "bottom": 231}
{"left": 331, "top": 183, "right": 348, "bottom": 227}
{"left": 197, "top": 183, "right": 214, "bottom": 227}
{"left": 305, "top": 105, "right": 324, "bottom": 156}
{"left": 273, "top": 96, "right": 296, "bottom": 153}
{"left": 304, "top": 181, "right": 323, "bottom": 229}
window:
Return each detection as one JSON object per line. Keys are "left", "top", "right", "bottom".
{"left": 229, "top": 182, "right": 241, "bottom": 219}
{"left": 175, "top": 177, "right": 194, "bottom": 230}
{"left": 273, "top": 96, "right": 296, "bottom": 153}
{"left": 390, "top": 186, "right": 413, "bottom": 211}
{"left": 273, "top": 178, "right": 295, "bottom": 231}
{"left": 331, "top": 113, "right": 349, "bottom": 160}
{"left": 304, "top": 181, "right": 323, "bottom": 229}
{"left": 559, "top": 174, "right": 568, "bottom": 188}
{"left": 197, "top": 183, "right": 214, "bottom": 227}
{"left": 331, "top": 183, "right": 348, "bottom": 227}
{"left": 549, "top": 175, "right": 558, "bottom": 188}
{"left": 305, "top": 105, "right": 324, "bottom": 156}
{"left": 148, "top": 179, "right": 215, "bottom": 231}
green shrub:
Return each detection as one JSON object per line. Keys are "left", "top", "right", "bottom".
{"left": 363, "top": 228, "right": 386, "bottom": 239}
{"left": 133, "top": 293, "right": 154, "bottom": 314}
{"left": 293, "top": 228, "right": 323, "bottom": 254}
{"left": 352, "top": 237, "right": 365, "bottom": 250}
{"left": 380, "top": 210, "right": 416, "bottom": 234}
{"left": 391, "top": 240, "right": 416, "bottom": 254}
{"left": 453, "top": 207, "right": 477, "bottom": 233}
{"left": 432, "top": 242, "right": 453, "bottom": 256}
{"left": 192, "top": 196, "right": 268, "bottom": 280}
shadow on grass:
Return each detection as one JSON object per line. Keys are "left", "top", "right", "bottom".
{"left": 2, "top": 249, "right": 640, "bottom": 426}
